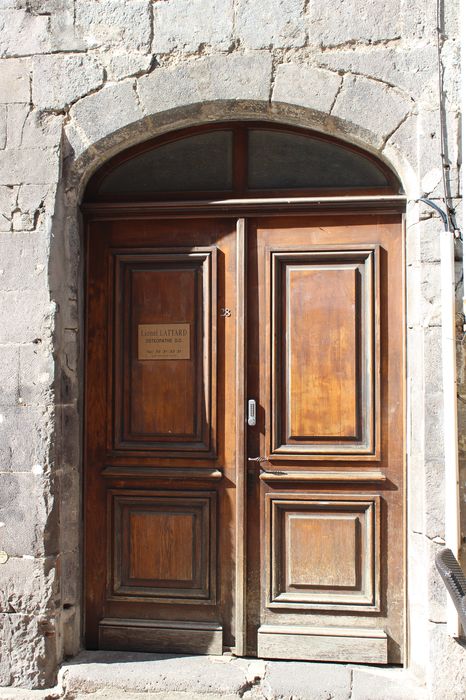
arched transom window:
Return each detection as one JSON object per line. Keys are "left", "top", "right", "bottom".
{"left": 85, "top": 122, "right": 401, "bottom": 202}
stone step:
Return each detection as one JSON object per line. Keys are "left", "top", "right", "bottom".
{"left": 0, "top": 651, "right": 428, "bottom": 700}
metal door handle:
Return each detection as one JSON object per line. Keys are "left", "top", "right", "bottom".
{"left": 247, "top": 456, "right": 268, "bottom": 463}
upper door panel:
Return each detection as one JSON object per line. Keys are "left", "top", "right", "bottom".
{"left": 269, "top": 246, "right": 380, "bottom": 460}
{"left": 112, "top": 248, "right": 217, "bottom": 457}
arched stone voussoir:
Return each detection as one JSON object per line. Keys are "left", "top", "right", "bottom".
{"left": 65, "top": 52, "right": 273, "bottom": 161}
{"left": 64, "top": 54, "right": 413, "bottom": 199}
{"left": 64, "top": 100, "right": 273, "bottom": 198}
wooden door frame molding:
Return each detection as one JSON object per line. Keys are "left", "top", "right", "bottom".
{"left": 82, "top": 199, "right": 406, "bottom": 660}
{"left": 82, "top": 195, "right": 406, "bottom": 220}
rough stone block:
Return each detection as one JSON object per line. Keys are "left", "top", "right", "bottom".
{"left": 5, "top": 104, "right": 29, "bottom": 149}
{"left": 407, "top": 453, "right": 425, "bottom": 535}
{"left": 153, "top": 0, "right": 233, "bottom": 53}
{"left": 45, "top": 0, "right": 85, "bottom": 54}
{"left": 0, "top": 405, "right": 53, "bottom": 473}
{"left": 418, "top": 217, "right": 441, "bottom": 263}
{"left": 400, "top": 0, "right": 437, "bottom": 41}
{"left": 137, "top": 53, "right": 273, "bottom": 116}
{"left": 0, "top": 232, "right": 49, "bottom": 293}
{"left": 309, "top": 0, "right": 401, "bottom": 47}
{"left": 426, "top": 542, "right": 448, "bottom": 624}
{"left": 0, "top": 612, "right": 58, "bottom": 688}
{"left": 424, "top": 461, "right": 444, "bottom": 540}
{"left": 0, "top": 184, "right": 15, "bottom": 231}
{"left": 420, "top": 261, "right": 441, "bottom": 327}
{"left": 427, "top": 622, "right": 466, "bottom": 700}
{"left": 19, "top": 342, "right": 54, "bottom": 406}
{"left": 32, "top": 54, "right": 104, "bottom": 111}
{"left": 0, "top": 556, "right": 57, "bottom": 616}
{"left": 0, "top": 188, "right": 12, "bottom": 231}
{"left": 351, "top": 667, "right": 426, "bottom": 699}
{"left": 103, "top": 52, "right": 153, "bottom": 82}
{"left": 423, "top": 326, "right": 442, "bottom": 395}
{"left": 317, "top": 46, "right": 437, "bottom": 100}
{"left": 383, "top": 112, "right": 419, "bottom": 195}
{"left": 68, "top": 80, "right": 144, "bottom": 147}
{"left": 264, "top": 661, "right": 352, "bottom": 699}
{"left": 0, "top": 473, "right": 51, "bottom": 556}
{"left": 332, "top": 75, "right": 412, "bottom": 149}
{"left": 62, "top": 118, "right": 90, "bottom": 161}
{"left": 20, "top": 0, "right": 70, "bottom": 10}
{"left": 440, "top": 39, "right": 460, "bottom": 110}
{"left": 20, "top": 111, "right": 63, "bottom": 149}
{"left": 235, "top": 0, "right": 306, "bottom": 49}
{"left": 416, "top": 109, "right": 460, "bottom": 200}
{"left": 0, "top": 614, "right": 11, "bottom": 686}
{"left": 0, "top": 58, "right": 30, "bottom": 103}
{"left": 406, "top": 219, "right": 421, "bottom": 266}
{"left": 75, "top": 1, "right": 151, "bottom": 52}
{"left": 0, "top": 148, "right": 59, "bottom": 186}
{"left": 15, "top": 184, "right": 55, "bottom": 232}
{"left": 272, "top": 63, "right": 342, "bottom": 114}
{"left": 0, "top": 345, "right": 18, "bottom": 405}
{"left": 0, "top": 289, "right": 54, "bottom": 343}
{"left": 406, "top": 262, "right": 422, "bottom": 330}
{"left": 61, "top": 651, "right": 252, "bottom": 695}
{"left": 424, "top": 391, "right": 444, "bottom": 461}
{"left": 0, "top": 103, "right": 6, "bottom": 149}
{"left": 0, "top": 9, "right": 51, "bottom": 57}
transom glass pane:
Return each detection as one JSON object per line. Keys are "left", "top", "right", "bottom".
{"left": 98, "top": 130, "right": 233, "bottom": 195}
{"left": 247, "top": 130, "right": 390, "bottom": 189}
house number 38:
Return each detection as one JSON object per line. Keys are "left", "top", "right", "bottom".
{"left": 220, "top": 308, "right": 232, "bottom": 317}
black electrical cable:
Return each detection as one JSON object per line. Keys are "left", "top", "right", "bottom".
{"left": 436, "top": 0, "right": 460, "bottom": 236}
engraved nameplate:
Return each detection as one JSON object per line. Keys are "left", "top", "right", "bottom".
{"left": 138, "top": 324, "right": 190, "bottom": 360}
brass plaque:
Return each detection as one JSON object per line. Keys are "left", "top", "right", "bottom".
{"left": 138, "top": 323, "right": 190, "bottom": 360}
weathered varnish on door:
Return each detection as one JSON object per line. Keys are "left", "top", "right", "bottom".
{"left": 85, "top": 218, "right": 239, "bottom": 653}
{"left": 246, "top": 214, "right": 404, "bottom": 664}
{"left": 84, "top": 210, "right": 404, "bottom": 664}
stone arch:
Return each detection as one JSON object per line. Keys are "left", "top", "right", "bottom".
{"left": 61, "top": 54, "right": 419, "bottom": 201}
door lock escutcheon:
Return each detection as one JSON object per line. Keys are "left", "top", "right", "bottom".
{"left": 247, "top": 399, "right": 257, "bottom": 426}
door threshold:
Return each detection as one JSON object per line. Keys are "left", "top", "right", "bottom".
{"left": 52, "top": 650, "right": 426, "bottom": 700}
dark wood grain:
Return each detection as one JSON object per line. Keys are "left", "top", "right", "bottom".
{"left": 85, "top": 209, "right": 404, "bottom": 664}
{"left": 84, "top": 217, "right": 238, "bottom": 650}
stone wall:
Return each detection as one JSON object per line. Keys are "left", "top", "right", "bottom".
{"left": 0, "top": 0, "right": 464, "bottom": 696}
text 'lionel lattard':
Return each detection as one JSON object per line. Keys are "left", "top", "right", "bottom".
{"left": 138, "top": 323, "right": 190, "bottom": 360}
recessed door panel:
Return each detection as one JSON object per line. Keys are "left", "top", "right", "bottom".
{"left": 270, "top": 247, "right": 380, "bottom": 459}
{"left": 266, "top": 493, "right": 380, "bottom": 610}
{"left": 113, "top": 249, "right": 216, "bottom": 455}
{"left": 110, "top": 490, "right": 216, "bottom": 603}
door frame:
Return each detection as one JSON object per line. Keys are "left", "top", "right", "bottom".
{"left": 82, "top": 194, "right": 407, "bottom": 660}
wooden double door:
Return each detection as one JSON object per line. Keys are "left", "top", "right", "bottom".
{"left": 85, "top": 211, "right": 404, "bottom": 664}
